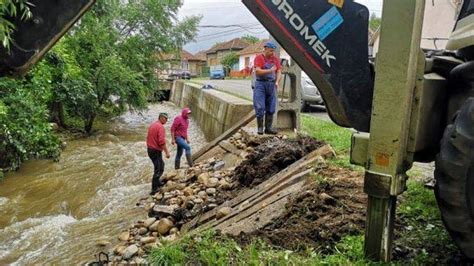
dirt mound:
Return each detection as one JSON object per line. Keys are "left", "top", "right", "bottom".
{"left": 233, "top": 136, "right": 324, "bottom": 187}
{"left": 235, "top": 166, "right": 366, "bottom": 252}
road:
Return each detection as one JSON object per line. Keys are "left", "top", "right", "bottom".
{"left": 193, "top": 79, "right": 330, "bottom": 121}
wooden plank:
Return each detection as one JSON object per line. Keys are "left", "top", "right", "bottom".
{"left": 181, "top": 145, "right": 328, "bottom": 233}
{"left": 182, "top": 149, "right": 321, "bottom": 232}
{"left": 192, "top": 111, "right": 256, "bottom": 161}
{"left": 197, "top": 169, "right": 311, "bottom": 233}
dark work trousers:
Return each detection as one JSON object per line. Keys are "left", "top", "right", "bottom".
{"left": 147, "top": 148, "right": 164, "bottom": 194}
{"left": 253, "top": 80, "right": 277, "bottom": 118}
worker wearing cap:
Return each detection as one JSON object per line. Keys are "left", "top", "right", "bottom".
{"left": 253, "top": 41, "right": 282, "bottom": 135}
{"left": 146, "top": 113, "right": 170, "bottom": 195}
{"left": 171, "top": 107, "right": 193, "bottom": 169}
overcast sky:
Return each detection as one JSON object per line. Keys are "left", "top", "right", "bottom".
{"left": 179, "top": 0, "right": 383, "bottom": 54}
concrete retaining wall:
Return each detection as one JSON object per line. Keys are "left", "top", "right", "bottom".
{"left": 170, "top": 81, "right": 253, "bottom": 141}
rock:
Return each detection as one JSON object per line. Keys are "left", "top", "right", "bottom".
{"left": 183, "top": 187, "right": 194, "bottom": 196}
{"left": 198, "top": 173, "right": 210, "bottom": 185}
{"left": 234, "top": 132, "right": 243, "bottom": 139}
{"left": 114, "top": 245, "right": 127, "bottom": 255}
{"left": 245, "top": 147, "right": 255, "bottom": 153}
{"left": 162, "top": 170, "right": 178, "bottom": 181}
{"left": 145, "top": 202, "right": 155, "bottom": 212}
{"left": 218, "top": 179, "right": 231, "bottom": 190}
{"left": 216, "top": 207, "right": 232, "bottom": 219}
{"left": 156, "top": 218, "right": 174, "bottom": 235}
{"left": 154, "top": 193, "right": 163, "bottom": 200}
{"left": 207, "top": 158, "right": 217, "bottom": 164}
{"left": 239, "top": 151, "right": 249, "bottom": 159}
{"left": 140, "top": 236, "right": 157, "bottom": 244}
{"left": 123, "top": 244, "right": 139, "bottom": 260}
{"left": 213, "top": 161, "right": 225, "bottom": 171}
{"left": 169, "top": 227, "right": 179, "bottom": 235}
{"left": 163, "top": 192, "right": 173, "bottom": 200}
{"left": 185, "top": 200, "right": 195, "bottom": 210}
{"left": 206, "top": 178, "right": 219, "bottom": 188}
{"left": 144, "top": 217, "right": 157, "bottom": 228}
{"left": 119, "top": 231, "right": 130, "bottom": 241}
{"left": 138, "top": 227, "right": 148, "bottom": 235}
{"left": 193, "top": 198, "right": 204, "bottom": 204}
{"left": 143, "top": 242, "right": 160, "bottom": 251}
{"left": 168, "top": 197, "right": 182, "bottom": 206}
{"left": 152, "top": 205, "right": 176, "bottom": 216}
{"left": 206, "top": 188, "right": 216, "bottom": 195}
{"left": 149, "top": 221, "right": 160, "bottom": 232}
{"left": 96, "top": 239, "right": 111, "bottom": 247}
{"left": 134, "top": 257, "right": 147, "bottom": 264}
{"left": 198, "top": 191, "right": 208, "bottom": 199}
{"left": 319, "top": 193, "right": 336, "bottom": 204}
{"left": 163, "top": 181, "right": 177, "bottom": 192}
{"left": 320, "top": 145, "right": 336, "bottom": 159}
{"left": 162, "top": 234, "right": 179, "bottom": 242}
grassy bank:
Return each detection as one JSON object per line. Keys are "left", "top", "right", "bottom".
{"left": 148, "top": 115, "right": 460, "bottom": 265}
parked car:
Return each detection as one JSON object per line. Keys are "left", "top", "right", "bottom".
{"left": 210, "top": 65, "right": 225, "bottom": 80}
{"left": 300, "top": 71, "right": 324, "bottom": 111}
{"left": 166, "top": 70, "right": 190, "bottom": 81}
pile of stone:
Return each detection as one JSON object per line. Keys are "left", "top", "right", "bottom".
{"left": 108, "top": 157, "right": 240, "bottom": 264}
{"left": 106, "top": 130, "right": 287, "bottom": 264}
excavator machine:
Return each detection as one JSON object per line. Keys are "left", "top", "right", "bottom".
{"left": 1, "top": 0, "right": 474, "bottom": 262}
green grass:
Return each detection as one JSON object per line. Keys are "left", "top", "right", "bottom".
{"left": 301, "top": 114, "right": 363, "bottom": 171}
{"left": 395, "top": 180, "right": 459, "bottom": 264}
{"left": 149, "top": 231, "right": 373, "bottom": 265}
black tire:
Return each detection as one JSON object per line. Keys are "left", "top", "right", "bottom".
{"left": 435, "top": 97, "right": 474, "bottom": 259}
{"left": 301, "top": 100, "right": 309, "bottom": 112}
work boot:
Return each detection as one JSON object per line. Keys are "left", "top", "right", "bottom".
{"left": 265, "top": 115, "right": 278, "bottom": 135}
{"left": 257, "top": 117, "right": 264, "bottom": 135}
{"left": 175, "top": 160, "right": 180, "bottom": 170}
{"left": 186, "top": 154, "right": 194, "bottom": 167}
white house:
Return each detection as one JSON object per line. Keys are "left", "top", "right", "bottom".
{"left": 372, "top": 0, "right": 462, "bottom": 56}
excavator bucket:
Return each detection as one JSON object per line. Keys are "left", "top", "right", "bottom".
{"left": 242, "top": 0, "right": 374, "bottom": 132}
{"left": 0, "top": 0, "right": 95, "bottom": 77}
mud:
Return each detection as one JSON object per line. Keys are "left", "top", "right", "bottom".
{"left": 233, "top": 136, "right": 324, "bottom": 187}
{"left": 235, "top": 166, "right": 366, "bottom": 253}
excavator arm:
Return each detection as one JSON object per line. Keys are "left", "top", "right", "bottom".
{"left": 242, "top": 0, "right": 374, "bottom": 132}
{"left": 0, "top": 0, "right": 95, "bottom": 77}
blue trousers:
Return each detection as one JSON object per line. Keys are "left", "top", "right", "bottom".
{"left": 253, "top": 81, "right": 276, "bottom": 118}
{"left": 175, "top": 136, "right": 191, "bottom": 162}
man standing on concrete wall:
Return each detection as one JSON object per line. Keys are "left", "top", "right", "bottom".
{"left": 253, "top": 41, "right": 282, "bottom": 135}
{"left": 171, "top": 107, "right": 193, "bottom": 169}
{"left": 146, "top": 113, "right": 171, "bottom": 195}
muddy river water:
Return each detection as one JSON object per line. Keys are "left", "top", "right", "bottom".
{"left": 0, "top": 102, "right": 207, "bottom": 264}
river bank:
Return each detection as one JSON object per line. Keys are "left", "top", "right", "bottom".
{"left": 0, "top": 102, "right": 207, "bottom": 264}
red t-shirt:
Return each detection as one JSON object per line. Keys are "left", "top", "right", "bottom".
{"left": 254, "top": 54, "right": 281, "bottom": 71}
{"left": 146, "top": 121, "right": 166, "bottom": 151}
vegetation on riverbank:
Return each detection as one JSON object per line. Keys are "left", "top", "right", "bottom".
{"left": 0, "top": 0, "right": 200, "bottom": 171}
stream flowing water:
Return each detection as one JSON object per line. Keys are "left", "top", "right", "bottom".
{"left": 0, "top": 102, "right": 207, "bottom": 264}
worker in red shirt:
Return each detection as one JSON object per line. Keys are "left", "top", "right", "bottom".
{"left": 253, "top": 41, "right": 281, "bottom": 135}
{"left": 146, "top": 113, "right": 170, "bottom": 195}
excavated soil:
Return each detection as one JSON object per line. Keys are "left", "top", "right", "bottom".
{"left": 233, "top": 136, "right": 324, "bottom": 187}
{"left": 235, "top": 166, "right": 366, "bottom": 253}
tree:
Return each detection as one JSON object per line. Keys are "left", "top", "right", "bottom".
{"left": 55, "top": 0, "right": 200, "bottom": 134}
{"left": 221, "top": 52, "right": 239, "bottom": 72}
{"left": 369, "top": 12, "right": 381, "bottom": 32}
{"left": 242, "top": 35, "right": 260, "bottom": 44}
